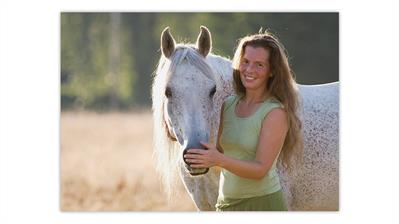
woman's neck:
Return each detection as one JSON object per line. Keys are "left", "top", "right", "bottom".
{"left": 242, "top": 89, "right": 270, "bottom": 104}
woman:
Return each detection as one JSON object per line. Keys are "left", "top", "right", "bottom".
{"left": 184, "top": 31, "right": 303, "bottom": 211}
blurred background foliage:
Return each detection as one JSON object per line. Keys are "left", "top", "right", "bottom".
{"left": 61, "top": 13, "right": 338, "bottom": 111}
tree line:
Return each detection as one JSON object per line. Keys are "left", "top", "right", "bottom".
{"left": 61, "top": 13, "right": 338, "bottom": 110}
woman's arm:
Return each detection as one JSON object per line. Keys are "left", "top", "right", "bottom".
{"left": 185, "top": 107, "right": 288, "bottom": 180}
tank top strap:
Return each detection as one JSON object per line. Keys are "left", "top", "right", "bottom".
{"left": 257, "top": 98, "right": 284, "bottom": 121}
{"left": 223, "top": 95, "right": 240, "bottom": 113}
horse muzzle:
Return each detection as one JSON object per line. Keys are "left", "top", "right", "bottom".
{"left": 185, "top": 164, "right": 209, "bottom": 176}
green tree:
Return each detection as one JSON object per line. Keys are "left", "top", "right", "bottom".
{"left": 61, "top": 13, "right": 135, "bottom": 110}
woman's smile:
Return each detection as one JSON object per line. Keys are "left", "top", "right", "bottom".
{"left": 244, "top": 75, "right": 256, "bottom": 81}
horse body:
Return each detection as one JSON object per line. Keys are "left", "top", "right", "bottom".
{"left": 152, "top": 27, "right": 339, "bottom": 211}
{"left": 279, "top": 83, "right": 339, "bottom": 210}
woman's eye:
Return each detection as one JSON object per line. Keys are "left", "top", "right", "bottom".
{"left": 165, "top": 87, "right": 172, "bottom": 98}
{"left": 241, "top": 60, "right": 249, "bottom": 65}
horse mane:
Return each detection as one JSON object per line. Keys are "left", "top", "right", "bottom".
{"left": 152, "top": 44, "right": 218, "bottom": 198}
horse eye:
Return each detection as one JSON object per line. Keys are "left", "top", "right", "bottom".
{"left": 209, "top": 86, "right": 216, "bottom": 97}
{"left": 165, "top": 87, "right": 172, "bottom": 98}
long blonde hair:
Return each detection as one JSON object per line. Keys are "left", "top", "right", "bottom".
{"left": 232, "top": 31, "right": 303, "bottom": 170}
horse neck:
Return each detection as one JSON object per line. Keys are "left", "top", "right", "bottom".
{"left": 205, "top": 54, "right": 233, "bottom": 87}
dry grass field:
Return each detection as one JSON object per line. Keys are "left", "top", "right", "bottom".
{"left": 60, "top": 110, "right": 196, "bottom": 211}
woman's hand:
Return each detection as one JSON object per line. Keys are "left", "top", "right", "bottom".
{"left": 184, "top": 141, "right": 224, "bottom": 168}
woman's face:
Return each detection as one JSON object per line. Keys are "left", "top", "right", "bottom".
{"left": 239, "top": 45, "right": 271, "bottom": 92}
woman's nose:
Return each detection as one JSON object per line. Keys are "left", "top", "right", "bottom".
{"left": 245, "top": 63, "right": 256, "bottom": 73}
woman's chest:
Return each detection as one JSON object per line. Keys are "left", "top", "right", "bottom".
{"left": 220, "top": 114, "right": 262, "bottom": 157}
{"left": 234, "top": 101, "right": 263, "bottom": 118}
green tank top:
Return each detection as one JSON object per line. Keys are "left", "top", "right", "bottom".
{"left": 218, "top": 94, "right": 283, "bottom": 200}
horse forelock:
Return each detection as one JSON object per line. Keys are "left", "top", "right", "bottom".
{"left": 168, "top": 45, "right": 216, "bottom": 82}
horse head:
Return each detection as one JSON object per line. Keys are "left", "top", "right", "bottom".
{"left": 157, "top": 26, "right": 217, "bottom": 176}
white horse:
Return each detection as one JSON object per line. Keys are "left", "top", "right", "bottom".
{"left": 152, "top": 26, "right": 339, "bottom": 211}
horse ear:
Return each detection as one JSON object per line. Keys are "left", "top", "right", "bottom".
{"left": 196, "top": 26, "right": 212, "bottom": 57}
{"left": 161, "top": 27, "right": 176, "bottom": 58}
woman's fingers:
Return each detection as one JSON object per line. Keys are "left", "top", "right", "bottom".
{"left": 184, "top": 153, "right": 204, "bottom": 164}
{"left": 185, "top": 146, "right": 214, "bottom": 169}
{"left": 190, "top": 163, "right": 207, "bottom": 168}
{"left": 200, "top": 142, "right": 218, "bottom": 152}
{"left": 187, "top": 149, "right": 205, "bottom": 154}
{"left": 186, "top": 159, "right": 202, "bottom": 164}
{"left": 184, "top": 153, "right": 203, "bottom": 159}
{"left": 185, "top": 156, "right": 207, "bottom": 167}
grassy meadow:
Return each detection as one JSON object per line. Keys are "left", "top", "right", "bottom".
{"left": 60, "top": 110, "right": 196, "bottom": 211}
